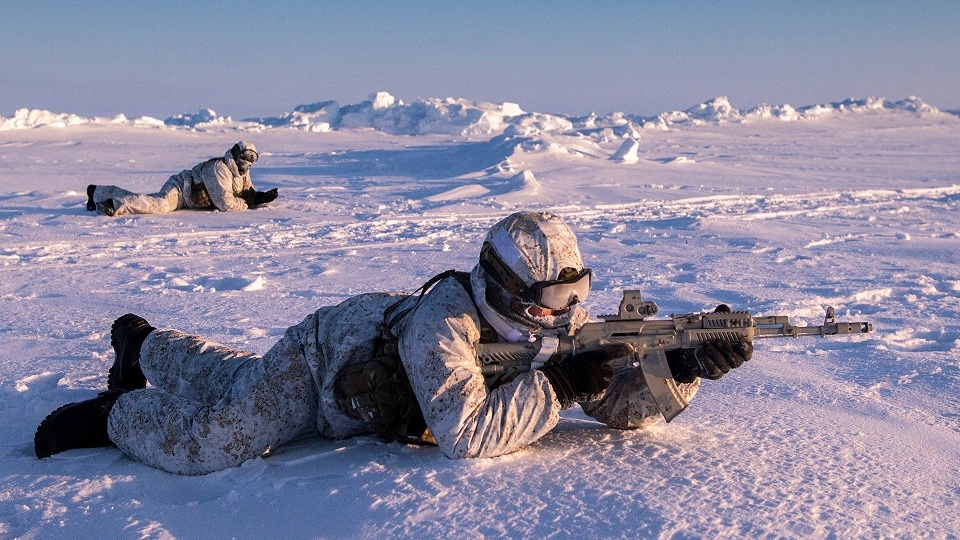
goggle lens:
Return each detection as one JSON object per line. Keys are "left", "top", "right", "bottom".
{"left": 532, "top": 269, "right": 591, "bottom": 310}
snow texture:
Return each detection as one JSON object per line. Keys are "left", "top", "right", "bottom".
{"left": 1, "top": 93, "right": 959, "bottom": 539}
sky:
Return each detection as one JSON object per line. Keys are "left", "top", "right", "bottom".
{"left": 3, "top": 0, "right": 959, "bottom": 119}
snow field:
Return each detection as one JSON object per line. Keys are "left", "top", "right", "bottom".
{"left": 1, "top": 101, "right": 958, "bottom": 538}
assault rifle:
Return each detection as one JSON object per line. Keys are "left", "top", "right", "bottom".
{"left": 476, "top": 291, "right": 873, "bottom": 422}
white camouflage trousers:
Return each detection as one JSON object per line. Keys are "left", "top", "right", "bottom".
{"left": 93, "top": 177, "right": 185, "bottom": 216}
{"left": 107, "top": 323, "right": 319, "bottom": 475}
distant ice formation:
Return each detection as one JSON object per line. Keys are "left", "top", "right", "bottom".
{"left": 1, "top": 92, "right": 953, "bottom": 134}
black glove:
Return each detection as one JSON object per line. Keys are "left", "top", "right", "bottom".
{"left": 254, "top": 188, "right": 278, "bottom": 206}
{"left": 667, "top": 338, "right": 753, "bottom": 383}
{"left": 666, "top": 304, "right": 751, "bottom": 383}
{"left": 239, "top": 188, "right": 257, "bottom": 208}
{"left": 666, "top": 348, "right": 700, "bottom": 384}
{"left": 540, "top": 344, "right": 630, "bottom": 407}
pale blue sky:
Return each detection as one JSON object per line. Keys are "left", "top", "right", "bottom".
{"left": 3, "top": 1, "right": 958, "bottom": 119}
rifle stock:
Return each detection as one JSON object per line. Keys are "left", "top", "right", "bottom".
{"left": 476, "top": 291, "right": 873, "bottom": 422}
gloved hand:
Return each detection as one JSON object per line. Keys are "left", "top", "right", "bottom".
{"left": 239, "top": 188, "right": 257, "bottom": 208}
{"left": 254, "top": 188, "right": 278, "bottom": 206}
{"left": 666, "top": 304, "right": 751, "bottom": 383}
{"left": 540, "top": 344, "right": 631, "bottom": 407}
{"left": 239, "top": 188, "right": 278, "bottom": 208}
{"left": 667, "top": 337, "right": 754, "bottom": 383}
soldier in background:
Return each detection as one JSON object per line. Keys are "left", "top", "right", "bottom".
{"left": 87, "top": 141, "right": 277, "bottom": 216}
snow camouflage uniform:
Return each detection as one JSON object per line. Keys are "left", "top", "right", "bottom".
{"left": 106, "top": 212, "right": 701, "bottom": 474}
{"left": 90, "top": 142, "right": 257, "bottom": 216}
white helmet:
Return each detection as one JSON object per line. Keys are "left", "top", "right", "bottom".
{"left": 475, "top": 211, "right": 591, "bottom": 328}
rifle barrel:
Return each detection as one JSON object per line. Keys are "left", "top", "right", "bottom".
{"left": 755, "top": 321, "right": 873, "bottom": 338}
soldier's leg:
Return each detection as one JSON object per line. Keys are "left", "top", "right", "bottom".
{"left": 92, "top": 185, "right": 136, "bottom": 202}
{"left": 138, "top": 329, "right": 262, "bottom": 403}
{"left": 107, "top": 327, "right": 318, "bottom": 475}
{"left": 140, "top": 316, "right": 313, "bottom": 403}
{"left": 105, "top": 176, "right": 185, "bottom": 216}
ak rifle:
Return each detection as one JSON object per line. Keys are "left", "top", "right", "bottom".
{"left": 476, "top": 291, "right": 873, "bottom": 421}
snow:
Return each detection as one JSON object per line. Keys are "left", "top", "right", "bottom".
{"left": 1, "top": 93, "right": 959, "bottom": 538}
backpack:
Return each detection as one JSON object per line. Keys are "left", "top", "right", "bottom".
{"left": 334, "top": 270, "right": 495, "bottom": 444}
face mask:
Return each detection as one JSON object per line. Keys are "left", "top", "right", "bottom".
{"left": 520, "top": 300, "right": 577, "bottom": 330}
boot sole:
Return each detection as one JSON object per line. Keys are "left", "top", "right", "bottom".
{"left": 34, "top": 401, "right": 74, "bottom": 458}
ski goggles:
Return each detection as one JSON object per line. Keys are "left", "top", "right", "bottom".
{"left": 529, "top": 268, "right": 592, "bottom": 310}
{"left": 479, "top": 242, "right": 592, "bottom": 310}
{"left": 237, "top": 148, "right": 259, "bottom": 163}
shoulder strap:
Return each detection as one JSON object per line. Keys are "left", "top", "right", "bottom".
{"left": 381, "top": 269, "right": 497, "bottom": 343}
{"left": 381, "top": 269, "right": 459, "bottom": 339}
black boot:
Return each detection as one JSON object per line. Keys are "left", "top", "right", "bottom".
{"left": 34, "top": 389, "right": 127, "bottom": 458}
{"left": 107, "top": 314, "right": 155, "bottom": 391}
{"left": 86, "top": 185, "right": 96, "bottom": 211}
